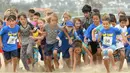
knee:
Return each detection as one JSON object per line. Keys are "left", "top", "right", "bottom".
{"left": 97, "top": 48, "right": 102, "bottom": 55}
{"left": 108, "top": 49, "right": 113, "bottom": 57}
{"left": 53, "top": 50, "right": 58, "bottom": 56}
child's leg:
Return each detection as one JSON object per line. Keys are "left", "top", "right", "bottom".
{"left": 3, "top": 51, "right": 12, "bottom": 68}
{"left": 27, "top": 43, "right": 34, "bottom": 64}
{"left": 12, "top": 57, "right": 18, "bottom": 72}
{"left": 53, "top": 50, "right": 59, "bottom": 69}
{"left": 97, "top": 48, "right": 102, "bottom": 64}
{"left": 83, "top": 54, "right": 89, "bottom": 65}
{"left": 108, "top": 49, "right": 116, "bottom": 70}
{"left": 69, "top": 48, "right": 73, "bottom": 67}
{"left": 104, "top": 59, "right": 110, "bottom": 73}
{"left": 93, "top": 54, "right": 97, "bottom": 65}
{"left": 102, "top": 49, "right": 110, "bottom": 73}
{"left": 21, "top": 45, "right": 30, "bottom": 71}
{"left": 119, "top": 48, "right": 125, "bottom": 71}
{"left": 46, "top": 56, "right": 52, "bottom": 72}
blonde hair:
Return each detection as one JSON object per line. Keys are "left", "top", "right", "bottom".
{"left": 63, "top": 12, "right": 71, "bottom": 18}
{"left": 102, "top": 13, "right": 110, "bottom": 22}
{"left": 47, "top": 13, "right": 58, "bottom": 24}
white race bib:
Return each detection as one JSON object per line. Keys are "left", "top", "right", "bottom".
{"left": 7, "top": 36, "right": 17, "bottom": 44}
{"left": 103, "top": 37, "right": 112, "bottom": 46}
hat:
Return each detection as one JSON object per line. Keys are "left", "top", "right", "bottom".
{"left": 66, "top": 21, "right": 74, "bottom": 27}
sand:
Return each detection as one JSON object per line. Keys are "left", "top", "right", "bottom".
{"left": 0, "top": 53, "right": 130, "bottom": 73}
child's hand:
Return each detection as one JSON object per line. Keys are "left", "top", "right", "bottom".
{"left": 84, "top": 38, "right": 88, "bottom": 44}
{"left": 92, "top": 37, "right": 96, "bottom": 42}
{"left": 58, "top": 40, "right": 62, "bottom": 47}
{"left": 30, "top": 36, "right": 36, "bottom": 40}
{"left": 69, "top": 38, "right": 73, "bottom": 45}
{"left": 0, "top": 43, "right": 3, "bottom": 49}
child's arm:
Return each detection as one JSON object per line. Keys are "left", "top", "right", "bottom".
{"left": 121, "top": 33, "right": 130, "bottom": 44}
{"left": 62, "top": 27, "right": 72, "bottom": 45}
{"left": 92, "top": 28, "right": 96, "bottom": 42}
{"left": 74, "top": 31, "right": 81, "bottom": 40}
{"left": 82, "top": 45, "right": 93, "bottom": 65}
{"left": 73, "top": 52, "right": 77, "bottom": 72}
{"left": 0, "top": 36, "right": 3, "bottom": 49}
{"left": 56, "top": 36, "right": 62, "bottom": 47}
{"left": 18, "top": 32, "right": 22, "bottom": 45}
{"left": 30, "top": 31, "right": 47, "bottom": 40}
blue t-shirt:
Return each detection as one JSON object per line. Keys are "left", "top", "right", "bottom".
{"left": 58, "top": 30, "right": 80, "bottom": 53}
{"left": 127, "top": 27, "right": 130, "bottom": 41}
{"left": 76, "top": 29, "right": 84, "bottom": 41}
{"left": 100, "top": 27, "right": 121, "bottom": 48}
{"left": 0, "top": 25, "right": 20, "bottom": 51}
{"left": 84, "top": 23, "right": 99, "bottom": 41}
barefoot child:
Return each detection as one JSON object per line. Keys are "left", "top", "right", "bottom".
{"left": 84, "top": 13, "right": 102, "bottom": 64}
{"left": 115, "top": 15, "right": 127, "bottom": 71}
{"left": 0, "top": 15, "right": 20, "bottom": 72}
{"left": 56, "top": 20, "right": 81, "bottom": 68}
{"left": 73, "top": 18, "right": 89, "bottom": 65}
{"left": 96, "top": 14, "right": 125, "bottom": 73}
{"left": 72, "top": 40, "right": 93, "bottom": 71}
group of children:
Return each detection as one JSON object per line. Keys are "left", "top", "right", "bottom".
{"left": 0, "top": 5, "right": 130, "bottom": 73}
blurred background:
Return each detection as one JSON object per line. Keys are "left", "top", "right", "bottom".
{"left": 0, "top": 0, "right": 130, "bottom": 18}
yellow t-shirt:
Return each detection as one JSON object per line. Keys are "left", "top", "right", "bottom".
{"left": 33, "top": 30, "right": 39, "bottom": 37}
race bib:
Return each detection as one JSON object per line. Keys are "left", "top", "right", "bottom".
{"left": 103, "top": 37, "right": 112, "bottom": 46}
{"left": 7, "top": 36, "right": 17, "bottom": 44}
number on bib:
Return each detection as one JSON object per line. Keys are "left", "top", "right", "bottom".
{"left": 7, "top": 36, "right": 17, "bottom": 44}
{"left": 103, "top": 37, "right": 112, "bottom": 46}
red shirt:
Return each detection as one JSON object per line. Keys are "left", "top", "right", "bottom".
{"left": 0, "top": 49, "right": 3, "bottom": 53}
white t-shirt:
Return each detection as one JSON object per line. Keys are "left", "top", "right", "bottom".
{"left": 115, "top": 24, "right": 127, "bottom": 49}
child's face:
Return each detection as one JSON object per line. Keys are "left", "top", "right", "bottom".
{"left": 50, "top": 16, "right": 58, "bottom": 26}
{"left": 66, "top": 26, "right": 73, "bottom": 32}
{"left": 28, "top": 12, "right": 34, "bottom": 19}
{"left": 75, "top": 21, "right": 81, "bottom": 29}
{"left": 19, "top": 16, "right": 27, "bottom": 25}
{"left": 63, "top": 14, "right": 70, "bottom": 22}
{"left": 120, "top": 21, "right": 126, "bottom": 28}
{"left": 33, "top": 15, "right": 39, "bottom": 22}
{"left": 102, "top": 21, "right": 110, "bottom": 29}
{"left": 93, "top": 15, "right": 100, "bottom": 25}
{"left": 74, "top": 47, "right": 81, "bottom": 54}
{"left": 84, "top": 12, "right": 89, "bottom": 18}
{"left": 8, "top": 20, "right": 16, "bottom": 26}
{"left": 38, "top": 20, "right": 45, "bottom": 28}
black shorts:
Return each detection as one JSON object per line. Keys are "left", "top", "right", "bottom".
{"left": 44, "top": 42, "right": 59, "bottom": 56}
{"left": 88, "top": 41, "right": 100, "bottom": 55}
{"left": 17, "top": 48, "right": 21, "bottom": 59}
{"left": 3, "top": 50, "right": 18, "bottom": 60}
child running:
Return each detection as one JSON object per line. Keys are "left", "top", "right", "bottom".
{"left": 95, "top": 14, "right": 125, "bottom": 73}
{"left": 114, "top": 15, "right": 127, "bottom": 71}
{"left": 0, "top": 15, "right": 20, "bottom": 72}
{"left": 84, "top": 12, "right": 102, "bottom": 64}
